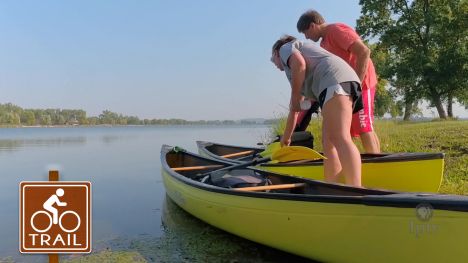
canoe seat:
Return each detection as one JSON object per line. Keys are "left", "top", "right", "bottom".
{"left": 209, "top": 169, "right": 270, "bottom": 189}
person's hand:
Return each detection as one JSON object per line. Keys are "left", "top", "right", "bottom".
{"left": 280, "top": 136, "right": 291, "bottom": 147}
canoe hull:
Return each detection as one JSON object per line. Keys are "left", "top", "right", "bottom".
{"left": 257, "top": 157, "right": 444, "bottom": 192}
{"left": 162, "top": 167, "right": 468, "bottom": 263}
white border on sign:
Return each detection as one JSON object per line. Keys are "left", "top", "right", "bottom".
{"left": 19, "top": 182, "right": 92, "bottom": 254}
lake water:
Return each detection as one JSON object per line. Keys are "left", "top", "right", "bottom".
{"left": 0, "top": 126, "right": 312, "bottom": 262}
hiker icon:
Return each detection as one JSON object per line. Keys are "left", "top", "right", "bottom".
{"left": 30, "top": 188, "right": 81, "bottom": 233}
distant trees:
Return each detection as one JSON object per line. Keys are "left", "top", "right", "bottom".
{"left": 21, "top": 110, "right": 36, "bottom": 126}
{"left": 99, "top": 110, "right": 119, "bottom": 125}
{"left": 0, "top": 103, "right": 21, "bottom": 125}
{"left": 0, "top": 103, "right": 273, "bottom": 126}
{"left": 0, "top": 103, "right": 88, "bottom": 126}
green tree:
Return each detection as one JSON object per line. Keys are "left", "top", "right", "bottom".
{"left": 369, "top": 44, "right": 403, "bottom": 118}
{"left": 74, "top": 110, "right": 87, "bottom": 124}
{"left": 40, "top": 115, "right": 52, "bottom": 126}
{"left": 127, "top": 116, "right": 141, "bottom": 125}
{"left": 7, "top": 112, "right": 21, "bottom": 125}
{"left": 87, "top": 117, "right": 98, "bottom": 125}
{"left": 21, "top": 110, "right": 36, "bottom": 126}
{"left": 357, "top": 0, "right": 468, "bottom": 119}
{"left": 99, "top": 110, "right": 119, "bottom": 125}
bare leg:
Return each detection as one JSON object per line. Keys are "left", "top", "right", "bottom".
{"left": 322, "top": 95, "right": 362, "bottom": 187}
{"left": 322, "top": 127, "right": 342, "bottom": 183}
{"left": 360, "top": 131, "right": 381, "bottom": 153}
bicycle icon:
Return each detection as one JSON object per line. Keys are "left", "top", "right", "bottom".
{"left": 30, "top": 188, "right": 81, "bottom": 233}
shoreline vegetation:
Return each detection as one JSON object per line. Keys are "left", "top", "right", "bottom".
{"left": 0, "top": 103, "right": 277, "bottom": 127}
{"left": 0, "top": 122, "right": 275, "bottom": 128}
{"left": 1, "top": 102, "right": 465, "bottom": 128}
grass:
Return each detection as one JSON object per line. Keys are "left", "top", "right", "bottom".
{"left": 273, "top": 118, "right": 468, "bottom": 195}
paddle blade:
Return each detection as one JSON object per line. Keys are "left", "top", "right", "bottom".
{"left": 259, "top": 142, "right": 281, "bottom": 158}
{"left": 271, "top": 146, "right": 326, "bottom": 162}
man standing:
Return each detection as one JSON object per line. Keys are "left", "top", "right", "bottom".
{"left": 297, "top": 10, "right": 381, "bottom": 153}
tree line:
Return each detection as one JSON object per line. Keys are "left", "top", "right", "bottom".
{"left": 358, "top": 0, "right": 467, "bottom": 120}
{"left": 0, "top": 103, "right": 275, "bottom": 126}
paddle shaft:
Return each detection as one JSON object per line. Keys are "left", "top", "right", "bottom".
{"left": 194, "top": 156, "right": 270, "bottom": 179}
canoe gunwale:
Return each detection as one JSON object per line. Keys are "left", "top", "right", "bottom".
{"left": 260, "top": 152, "right": 445, "bottom": 167}
{"left": 196, "top": 140, "right": 260, "bottom": 164}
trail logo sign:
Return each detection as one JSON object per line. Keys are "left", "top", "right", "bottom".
{"left": 20, "top": 182, "right": 91, "bottom": 253}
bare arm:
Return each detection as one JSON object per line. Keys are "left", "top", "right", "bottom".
{"left": 281, "top": 52, "right": 306, "bottom": 147}
{"left": 281, "top": 110, "right": 299, "bottom": 147}
{"left": 348, "top": 39, "right": 370, "bottom": 82}
{"left": 289, "top": 51, "right": 307, "bottom": 112}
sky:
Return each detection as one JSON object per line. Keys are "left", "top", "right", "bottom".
{"left": 0, "top": 0, "right": 466, "bottom": 120}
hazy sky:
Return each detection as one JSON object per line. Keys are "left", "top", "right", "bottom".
{"left": 0, "top": 1, "right": 466, "bottom": 120}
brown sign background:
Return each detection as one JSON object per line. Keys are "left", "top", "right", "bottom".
{"left": 20, "top": 181, "right": 91, "bottom": 253}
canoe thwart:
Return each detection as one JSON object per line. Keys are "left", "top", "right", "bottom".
{"left": 235, "top": 183, "right": 306, "bottom": 192}
{"left": 221, "top": 150, "right": 255, "bottom": 158}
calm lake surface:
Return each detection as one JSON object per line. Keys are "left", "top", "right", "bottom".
{"left": 0, "top": 126, "right": 313, "bottom": 263}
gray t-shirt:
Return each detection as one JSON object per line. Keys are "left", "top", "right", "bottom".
{"left": 279, "top": 40, "right": 360, "bottom": 100}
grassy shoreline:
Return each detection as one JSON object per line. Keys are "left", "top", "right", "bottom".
{"left": 274, "top": 119, "right": 468, "bottom": 195}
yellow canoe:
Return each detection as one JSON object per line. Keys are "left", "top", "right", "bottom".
{"left": 161, "top": 145, "right": 468, "bottom": 263}
{"left": 196, "top": 141, "right": 444, "bottom": 192}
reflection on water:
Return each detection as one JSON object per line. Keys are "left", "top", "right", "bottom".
{"left": 0, "top": 137, "right": 86, "bottom": 152}
{"left": 100, "top": 135, "right": 122, "bottom": 145}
